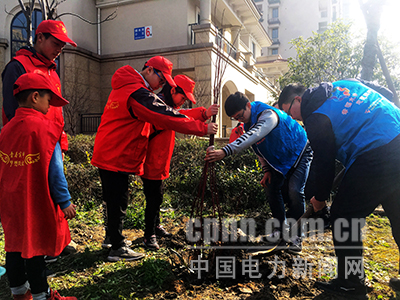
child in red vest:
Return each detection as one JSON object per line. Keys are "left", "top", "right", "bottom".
{"left": 0, "top": 72, "right": 77, "bottom": 300}
{"left": 141, "top": 75, "right": 219, "bottom": 249}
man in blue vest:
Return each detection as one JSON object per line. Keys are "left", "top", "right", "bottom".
{"left": 278, "top": 79, "right": 400, "bottom": 299}
{"left": 205, "top": 91, "right": 313, "bottom": 252}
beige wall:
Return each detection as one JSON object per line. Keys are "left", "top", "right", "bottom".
{"left": 99, "top": 0, "right": 197, "bottom": 55}
{"left": 0, "top": 0, "right": 278, "bottom": 135}
{"left": 57, "top": 0, "right": 98, "bottom": 54}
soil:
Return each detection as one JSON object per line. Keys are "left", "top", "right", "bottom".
{"left": 71, "top": 214, "right": 398, "bottom": 299}
{"left": 1, "top": 213, "right": 398, "bottom": 299}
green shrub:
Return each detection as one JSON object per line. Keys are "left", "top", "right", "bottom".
{"left": 65, "top": 134, "right": 96, "bottom": 164}
{"left": 65, "top": 135, "right": 268, "bottom": 217}
{"left": 165, "top": 138, "right": 267, "bottom": 214}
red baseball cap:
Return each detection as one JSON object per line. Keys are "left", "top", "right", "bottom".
{"left": 145, "top": 56, "right": 176, "bottom": 87}
{"left": 13, "top": 71, "right": 69, "bottom": 107}
{"left": 174, "top": 75, "right": 196, "bottom": 104}
{"left": 36, "top": 20, "right": 77, "bottom": 47}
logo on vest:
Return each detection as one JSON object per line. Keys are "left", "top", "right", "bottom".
{"left": 0, "top": 151, "right": 40, "bottom": 167}
{"left": 105, "top": 101, "right": 119, "bottom": 110}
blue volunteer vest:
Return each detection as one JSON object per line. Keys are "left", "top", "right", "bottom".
{"left": 244, "top": 102, "right": 308, "bottom": 176}
{"left": 314, "top": 80, "right": 400, "bottom": 169}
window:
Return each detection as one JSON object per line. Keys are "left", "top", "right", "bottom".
{"left": 272, "top": 8, "right": 279, "bottom": 18}
{"left": 252, "top": 42, "right": 256, "bottom": 59}
{"left": 318, "top": 21, "right": 328, "bottom": 33}
{"left": 271, "top": 48, "right": 278, "bottom": 55}
{"left": 11, "top": 9, "right": 42, "bottom": 58}
{"left": 332, "top": 6, "right": 337, "bottom": 21}
{"left": 272, "top": 28, "right": 278, "bottom": 39}
{"left": 321, "top": 10, "right": 327, "bottom": 18}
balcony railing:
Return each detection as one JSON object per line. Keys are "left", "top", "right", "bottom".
{"left": 268, "top": 18, "right": 280, "bottom": 25}
{"left": 272, "top": 38, "right": 280, "bottom": 45}
{"left": 80, "top": 113, "right": 102, "bottom": 134}
{"left": 188, "top": 23, "right": 198, "bottom": 45}
{"left": 215, "top": 32, "right": 237, "bottom": 60}
{"left": 268, "top": 0, "right": 280, "bottom": 4}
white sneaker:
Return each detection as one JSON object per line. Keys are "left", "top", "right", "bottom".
{"left": 107, "top": 246, "right": 145, "bottom": 262}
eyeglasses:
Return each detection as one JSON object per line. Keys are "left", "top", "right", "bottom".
{"left": 230, "top": 108, "right": 246, "bottom": 121}
{"left": 154, "top": 69, "right": 166, "bottom": 86}
{"left": 287, "top": 97, "right": 296, "bottom": 116}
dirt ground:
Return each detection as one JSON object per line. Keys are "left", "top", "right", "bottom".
{"left": 1, "top": 212, "right": 398, "bottom": 300}
{"left": 71, "top": 214, "right": 399, "bottom": 299}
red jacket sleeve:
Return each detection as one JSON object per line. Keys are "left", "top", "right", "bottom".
{"left": 129, "top": 88, "right": 208, "bottom": 136}
{"left": 60, "top": 130, "right": 68, "bottom": 152}
{"left": 179, "top": 107, "right": 208, "bottom": 122}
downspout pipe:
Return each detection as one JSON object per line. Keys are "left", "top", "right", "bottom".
{"left": 97, "top": 7, "right": 101, "bottom": 55}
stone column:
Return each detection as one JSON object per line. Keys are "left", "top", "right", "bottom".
{"left": 200, "top": 0, "right": 211, "bottom": 24}
{"left": 231, "top": 26, "right": 241, "bottom": 61}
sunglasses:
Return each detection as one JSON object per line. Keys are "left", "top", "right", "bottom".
{"left": 154, "top": 69, "right": 166, "bottom": 85}
{"left": 287, "top": 97, "right": 296, "bottom": 116}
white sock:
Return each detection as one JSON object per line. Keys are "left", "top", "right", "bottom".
{"left": 11, "top": 280, "right": 30, "bottom": 295}
{"left": 32, "top": 288, "right": 50, "bottom": 300}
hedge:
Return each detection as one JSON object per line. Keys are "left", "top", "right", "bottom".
{"left": 64, "top": 134, "right": 268, "bottom": 215}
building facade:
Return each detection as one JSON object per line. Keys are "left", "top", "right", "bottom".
{"left": 256, "top": 0, "right": 350, "bottom": 59}
{"left": 0, "top": 0, "right": 280, "bottom": 137}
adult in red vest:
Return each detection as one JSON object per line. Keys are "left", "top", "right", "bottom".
{"left": 92, "top": 57, "right": 218, "bottom": 261}
{"left": 2, "top": 19, "right": 77, "bottom": 152}
{"left": 141, "top": 75, "right": 219, "bottom": 250}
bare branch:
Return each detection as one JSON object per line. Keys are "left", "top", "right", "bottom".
{"left": 38, "top": 0, "right": 47, "bottom": 20}
{"left": 4, "top": 5, "right": 16, "bottom": 16}
{"left": 29, "top": 0, "right": 35, "bottom": 13}
{"left": 56, "top": 8, "right": 118, "bottom": 25}
{"left": 17, "top": 0, "right": 27, "bottom": 13}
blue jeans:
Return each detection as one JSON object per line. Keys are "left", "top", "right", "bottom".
{"left": 266, "top": 145, "right": 312, "bottom": 235}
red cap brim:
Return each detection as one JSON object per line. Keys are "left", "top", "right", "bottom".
{"left": 185, "top": 92, "right": 196, "bottom": 104}
{"left": 50, "top": 93, "right": 69, "bottom": 106}
{"left": 52, "top": 33, "right": 77, "bottom": 47}
{"left": 163, "top": 73, "right": 176, "bottom": 87}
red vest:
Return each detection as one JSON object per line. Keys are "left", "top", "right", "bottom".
{"left": 91, "top": 69, "right": 151, "bottom": 174}
{"left": 0, "top": 108, "right": 70, "bottom": 258}
{"left": 9, "top": 49, "right": 68, "bottom": 151}
{"left": 142, "top": 107, "right": 207, "bottom": 180}
{"left": 229, "top": 123, "right": 245, "bottom": 143}
{"left": 92, "top": 65, "right": 208, "bottom": 176}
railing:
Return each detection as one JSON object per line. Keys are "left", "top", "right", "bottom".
{"left": 272, "top": 38, "right": 280, "bottom": 45}
{"left": 188, "top": 23, "right": 198, "bottom": 45}
{"left": 268, "top": 0, "right": 280, "bottom": 4}
{"left": 188, "top": 23, "right": 237, "bottom": 60}
{"left": 215, "top": 32, "right": 237, "bottom": 60}
{"left": 268, "top": 18, "right": 280, "bottom": 25}
{"left": 80, "top": 113, "right": 102, "bottom": 134}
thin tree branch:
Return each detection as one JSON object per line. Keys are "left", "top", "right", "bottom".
{"left": 376, "top": 42, "right": 400, "bottom": 107}
{"left": 56, "top": 9, "right": 118, "bottom": 25}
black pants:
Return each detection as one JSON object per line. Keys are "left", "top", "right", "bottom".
{"left": 142, "top": 178, "right": 164, "bottom": 238}
{"left": 331, "top": 134, "right": 400, "bottom": 287}
{"left": 99, "top": 168, "right": 129, "bottom": 250}
{"left": 6, "top": 252, "right": 48, "bottom": 294}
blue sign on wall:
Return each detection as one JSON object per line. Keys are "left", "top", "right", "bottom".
{"left": 134, "top": 26, "right": 152, "bottom": 40}
{"left": 134, "top": 27, "right": 145, "bottom": 40}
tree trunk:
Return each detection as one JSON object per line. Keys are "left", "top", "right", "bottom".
{"left": 359, "top": 0, "right": 384, "bottom": 81}
{"left": 376, "top": 43, "right": 400, "bottom": 107}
